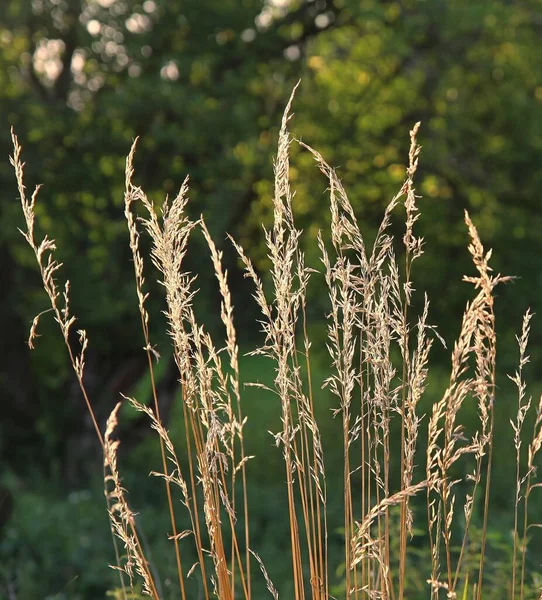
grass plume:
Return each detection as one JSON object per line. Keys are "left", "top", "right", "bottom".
{"left": 10, "top": 91, "right": 542, "bottom": 599}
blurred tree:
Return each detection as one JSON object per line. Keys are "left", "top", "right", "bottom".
{"left": 0, "top": 0, "right": 338, "bottom": 477}
{"left": 281, "top": 0, "right": 542, "bottom": 349}
{"left": 2, "top": 0, "right": 542, "bottom": 481}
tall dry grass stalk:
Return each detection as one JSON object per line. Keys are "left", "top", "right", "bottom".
{"left": 10, "top": 129, "right": 159, "bottom": 599}
{"left": 11, "top": 88, "right": 542, "bottom": 600}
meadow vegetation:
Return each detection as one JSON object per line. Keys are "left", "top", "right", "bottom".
{"left": 9, "top": 89, "right": 542, "bottom": 599}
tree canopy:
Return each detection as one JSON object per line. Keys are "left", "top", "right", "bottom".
{"left": 2, "top": 0, "right": 542, "bottom": 474}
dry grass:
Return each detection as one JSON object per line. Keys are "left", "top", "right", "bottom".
{"left": 10, "top": 87, "right": 542, "bottom": 599}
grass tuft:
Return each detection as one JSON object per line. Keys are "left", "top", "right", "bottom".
{"left": 10, "top": 92, "right": 542, "bottom": 599}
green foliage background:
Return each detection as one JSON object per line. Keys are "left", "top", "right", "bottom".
{"left": 2, "top": 0, "right": 542, "bottom": 597}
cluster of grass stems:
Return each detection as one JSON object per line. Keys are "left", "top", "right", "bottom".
{"left": 10, "top": 88, "right": 542, "bottom": 599}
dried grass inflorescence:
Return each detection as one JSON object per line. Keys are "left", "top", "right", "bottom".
{"left": 10, "top": 88, "right": 542, "bottom": 600}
